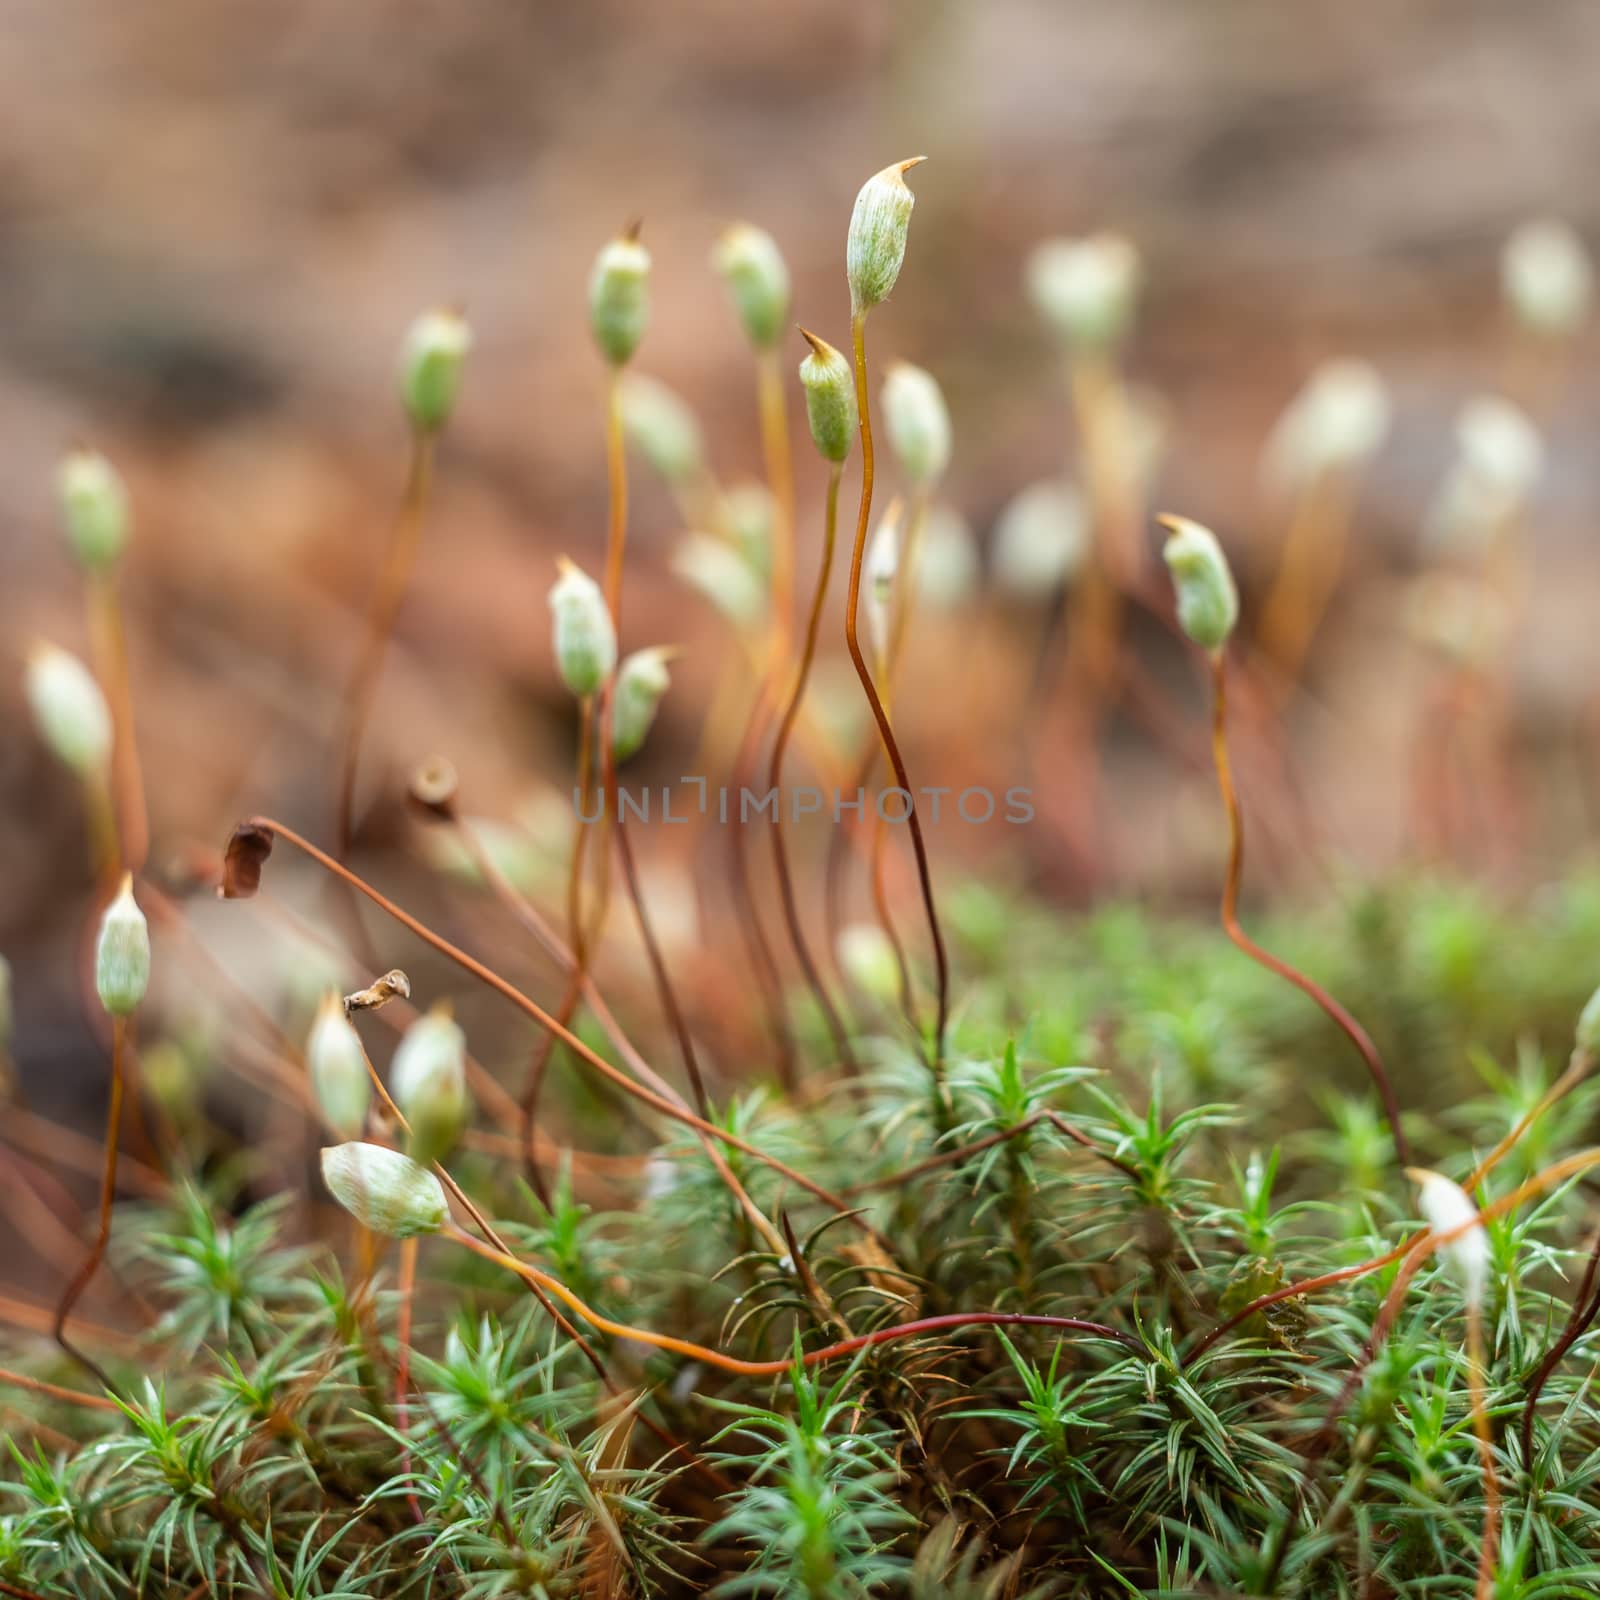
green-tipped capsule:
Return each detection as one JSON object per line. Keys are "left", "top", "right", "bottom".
{"left": 58, "top": 448, "right": 130, "bottom": 572}
{"left": 1577, "top": 983, "right": 1600, "bottom": 1057}
{"left": 548, "top": 559, "right": 617, "bottom": 698}
{"left": 1503, "top": 217, "right": 1592, "bottom": 338}
{"left": 837, "top": 923, "right": 901, "bottom": 1006}
{"left": 881, "top": 361, "right": 951, "bottom": 487}
{"left": 991, "top": 480, "right": 1088, "bottom": 600}
{"left": 1159, "top": 514, "right": 1238, "bottom": 653}
{"left": 321, "top": 1142, "right": 448, "bottom": 1238}
{"left": 612, "top": 646, "right": 674, "bottom": 763}
{"left": 620, "top": 374, "right": 704, "bottom": 485}
{"left": 26, "top": 643, "right": 112, "bottom": 780}
{"left": 671, "top": 534, "right": 766, "bottom": 627}
{"left": 399, "top": 308, "right": 471, "bottom": 433}
{"left": 1026, "top": 233, "right": 1142, "bottom": 351}
{"left": 95, "top": 874, "right": 149, "bottom": 1017}
{"left": 846, "top": 159, "right": 925, "bottom": 317}
{"left": 589, "top": 229, "right": 651, "bottom": 367}
{"left": 713, "top": 223, "right": 791, "bottom": 349}
{"left": 307, "top": 992, "right": 372, "bottom": 1140}
{"left": 797, "top": 330, "right": 857, "bottom": 463}
{"left": 390, "top": 1004, "right": 468, "bottom": 1167}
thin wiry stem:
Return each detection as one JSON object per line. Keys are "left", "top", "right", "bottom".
{"left": 844, "top": 311, "right": 949, "bottom": 1066}
{"left": 336, "top": 427, "right": 436, "bottom": 855}
{"left": 0, "top": 1365, "right": 120, "bottom": 1413}
{"left": 1207, "top": 650, "right": 1410, "bottom": 1166}
{"left": 521, "top": 692, "right": 596, "bottom": 1203}
{"left": 726, "top": 685, "right": 799, "bottom": 1089}
{"left": 436, "top": 803, "right": 715, "bottom": 1118}
{"left": 228, "top": 818, "right": 872, "bottom": 1232}
{"left": 768, "top": 462, "right": 857, "bottom": 1076}
{"left": 614, "top": 814, "right": 711, "bottom": 1115}
{"left": 866, "top": 495, "right": 925, "bottom": 1033}
{"left": 844, "top": 1109, "right": 1136, "bottom": 1195}
{"left": 756, "top": 344, "right": 796, "bottom": 660}
{"left": 53, "top": 1013, "right": 126, "bottom": 1394}
{"left": 448, "top": 1223, "right": 1141, "bottom": 1373}
{"left": 598, "top": 365, "right": 717, "bottom": 1117}
{"left": 1519, "top": 1223, "right": 1600, "bottom": 1473}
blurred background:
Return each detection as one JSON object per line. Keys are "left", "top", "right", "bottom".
{"left": 5, "top": 0, "right": 1600, "bottom": 1132}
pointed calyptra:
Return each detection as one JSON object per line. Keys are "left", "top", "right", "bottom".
{"left": 1407, "top": 1168, "right": 1490, "bottom": 1311}
{"left": 399, "top": 308, "right": 472, "bottom": 433}
{"left": 321, "top": 1142, "right": 448, "bottom": 1238}
{"left": 881, "top": 361, "right": 951, "bottom": 487}
{"left": 26, "top": 643, "right": 112, "bottom": 780}
{"left": 1159, "top": 514, "right": 1239, "bottom": 654}
{"left": 798, "top": 330, "right": 857, "bottom": 463}
{"left": 612, "top": 647, "right": 674, "bottom": 763}
{"left": 390, "top": 1003, "right": 468, "bottom": 1167}
{"left": 548, "top": 559, "right": 617, "bottom": 698}
{"left": 713, "top": 223, "right": 791, "bottom": 349}
{"left": 846, "top": 159, "right": 925, "bottom": 317}
{"left": 307, "top": 992, "right": 372, "bottom": 1140}
{"left": 58, "top": 448, "right": 130, "bottom": 572}
{"left": 589, "top": 227, "right": 651, "bottom": 367}
{"left": 95, "top": 874, "right": 150, "bottom": 1017}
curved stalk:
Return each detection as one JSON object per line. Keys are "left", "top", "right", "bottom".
{"left": 227, "top": 817, "right": 872, "bottom": 1230}
{"left": 843, "top": 311, "right": 949, "bottom": 1066}
{"left": 767, "top": 463, "right": 857, "bottom": 1075}
{"left": 53, "top": 1014, "right": 126, "bottom": 1393}
{"left": 448, "top": 1222, "right": 1140, "bottom": 1372}
{"left": 1208, "top": 651, "right": 1409, "bottom": 1166}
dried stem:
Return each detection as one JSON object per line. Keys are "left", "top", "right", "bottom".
{"left": 447, "top": 1222, "right": 1141, "bottom": 1373}
{"left": 0, "top": 1365, "right": 120, "bottom": 1413}
{"left": 1207, "top": 650, "right": 1410, "bottom": 1166}
{"left": 53, "top": 1013, "right": 127, "bottom": 1393}
{"left": 228, "top": 820, "right": 870, "bottom": 1230}
{"left": 844, "top": 311, "right": 949, "bottom": 1067}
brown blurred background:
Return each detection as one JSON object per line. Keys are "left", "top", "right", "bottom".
{"left": 6, "top": 0, "right": 1600, "bottom": 1118}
